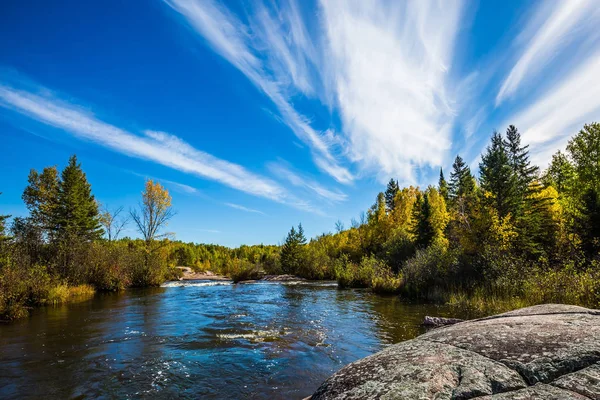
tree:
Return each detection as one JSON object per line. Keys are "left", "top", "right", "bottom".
{"left": 479, "top": 131, "right": 519, "bottom": 218}
{"left": 100, "top": 205, "right": 128, "bottom": 241}
{"left": 280, "top": 224, "right": 306, "bottom": 274}
{"left": 574, "top": 187, "right": 600, "bottom": 259}
{"left": 543, "top": 151, "right": 576, "bottom": 194}
{"left": 411, "top": 193, "right": 435, "bottom": 248}
{"left": 449, "top": 155, "right": 475, "bottom": 202}
{"left": 384, "top": 179, "right": 399, "bottom": 212}
{"left": 438, "top": 168, "right": 449, "bottom": 203}
{"left": 567, "top": 122, "right": 600, "bottom": 191}
{"left": 0, "top": 193, "right": 10, "bottom": 245}
{"left": 131, "top": 180, "right": 175, "bottom": 245}
{"left": 53, "top": 155, "right": 103, "bottom": 242}
{"left": 505, "top": 125, "right": 539, "bottom": 189}
{"left": 22, "top": 165, "right": 60, "bottom": 239}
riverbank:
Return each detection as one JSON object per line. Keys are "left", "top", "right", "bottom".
{"left": 309, "top": 304, "right": 600, "bottom": 399}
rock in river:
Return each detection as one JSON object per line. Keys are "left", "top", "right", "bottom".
{"left": 310, "top": 304, "right": 600, "bottom": 399}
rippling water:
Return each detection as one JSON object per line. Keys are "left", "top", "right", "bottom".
{"left": 0, "top": 280, "right": 463, "bottom": 399}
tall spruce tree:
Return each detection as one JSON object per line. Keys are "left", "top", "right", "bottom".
{"left": 449, "top": 155, "right": 475, "bottom": 201}
{"left": 280, "top": 224, "right": 306, "bottom": 274}
{"left": 479, "top": 131, "right": 519, "bottom": 218}
{"left": 22, "top": 165, "right": 60, "bottom": 240}
{"left": 54, "top": 155, "right": 103, "bottom": 242}
{"left": 384, "top": 178, "right": 399, "bottom": 212}
{"left": 411, "top": 193, "right": 435, "bottom": 248}
{"left": 505, "top": 125, "right": 542, "bottom": 214}
{"left": 438, "top": 168, "right": 449, "bottom": 203}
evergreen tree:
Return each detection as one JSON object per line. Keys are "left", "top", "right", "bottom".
{"left": 449, "top": 155, "right": 475, "bottom": 201}
{"left": 411, "top": 193, "right": 435, "bottom": 248}
{"left": 505, "top": 125, "right": 539, "bottom": 186}
{"left": 22, "top": 165, "right": 60, "bottom": 239}
{"left": 54, "top": 155, "right": 103, "bottom": 242}
{"left": 438, "top": 168, "right": 449, "bottom": 203}
{"left": 479, "top": 131, "right": 519, "bottom": 218}
{"left": 280, "top": 224, "right": 306, "bottom": 274}
{"left": 384, "top": 179, "right": 399, "bottom": 212}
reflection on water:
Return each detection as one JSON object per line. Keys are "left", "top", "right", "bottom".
{"left": 0, "top": 281, "right": 465, "bottom": 399}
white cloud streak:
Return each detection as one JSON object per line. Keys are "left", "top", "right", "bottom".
{"left": 164, "top": 0, "right": 353, "bottom": 184}
{"left": 509, "top": 50, "right": 600, "bottom": 168}
{"left": 0, "top": 84, "right": 286, "bottom": 201}
{"left": 267, "top": 161, "right": 347, "bottom": 203}
{"left": 321, "top": 0, "right": 463, "bottom": 183}
{"left": 496, "top": 0, "right": 600, "bottom": 106}
{"left": 164, "top": 0, "right": 465, "bottom": 185}
{"left": 224, "top": 203, "right": 265, "bottom": 215}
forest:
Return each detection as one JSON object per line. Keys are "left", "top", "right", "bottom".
{"left": 1, "top": 123, "right": 599, "bottom": 320}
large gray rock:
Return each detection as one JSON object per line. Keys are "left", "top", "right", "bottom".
{"left": 310, "top": 304, "right": 600, "bottom": 400}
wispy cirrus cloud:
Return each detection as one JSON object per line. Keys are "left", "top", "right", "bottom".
{"left": 164, "top": 0, "right": 465, "bottom": 185}
{"left": 164, "top": 0, "right": 352, "bottom": 184}
{"left": 509, "top": 51, "right": 600, "bottom": 167}
{"left": 497, "top": 0, "right": 600, "bottom": 168}
{"left": 267, "top": 160, "right": 347, "bottom": 203}
{"left": 0, "top": 83, "right": 286, "bottom": 201}
{"left": 496, "top": 0, "right": 600, "bottom": 106}
{"left": 224, "top": 203, "right": 265, "bottom": 215}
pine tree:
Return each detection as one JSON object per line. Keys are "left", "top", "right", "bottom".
{"left": 54, "top": 155, "right": 103, "bottom": 242}
{"left": 504, "top": 125, "right": 541, "bottom": 214}
{"left": 449, "top": 155, "right": 475, "bottom": 201}
{"left": 384, "top": 179, "right": 399, "bottom": 212}
{"left": 22, "top": 166, "right": 60, "bottom": 239}
{"left": 479, "top": 131, "right": 519, "bottom": 218}
{"left": 438, "top": 168, "right": 449, "bottom": 203}
{"left": 280, "top": 224, "right": 306, "bottom": 274}
{"left": 411, "top": 193, "right": 435, "bottom": 248}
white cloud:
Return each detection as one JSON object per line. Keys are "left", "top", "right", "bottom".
{"left": 321, "top": 0, "right": 464, "bottom": 183}
{"left": 496, "top": 0, "right": 600, "bottom": 106}
{"left": 0, "top": 84, "right": 286, "bottom": 201}
{"left": 225, "top": 202, "right": 265, "bottom": 215}
{"left": 267, "top": 161, "right": 347, "bottom": 203}
{"left": 165, "top": 0, "right": 465, "bottom": 185}
{"left": 164, "top": 0, "right": 353, "bottom": 184}
{"left": 508, "top": 51, "right": 600, "bottom": 168}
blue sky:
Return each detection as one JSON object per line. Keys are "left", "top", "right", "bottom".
{"left": 1, "top": 0, "right": 600, "bottom": 246}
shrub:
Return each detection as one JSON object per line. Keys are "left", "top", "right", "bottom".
{"left": 227, "top": 258, "right": 263, "bottom": 283}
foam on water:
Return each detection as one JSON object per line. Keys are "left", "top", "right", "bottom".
{"left": 161, "top": 280, "right": 233, "bottom": 287}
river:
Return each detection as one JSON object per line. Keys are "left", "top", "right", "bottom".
{"left": 0, "top": 280, "right": 464, "bottom": 399}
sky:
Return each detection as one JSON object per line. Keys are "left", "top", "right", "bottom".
{"left": 1, "top": 0, "right": 600, "bottom": 247}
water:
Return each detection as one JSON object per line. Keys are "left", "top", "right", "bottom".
{"left": 0, "top": 280, "right": 463, "bottom": 399}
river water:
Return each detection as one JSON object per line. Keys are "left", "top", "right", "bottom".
{"left": 0, "top": 280, "right": 464, "bottom": 399}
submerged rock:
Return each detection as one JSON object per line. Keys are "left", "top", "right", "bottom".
{"left": 423, "top": 315, "right": 464, "bottom": 327}
{"left": 310, "top": 304, "right": 600, "bottom": 399}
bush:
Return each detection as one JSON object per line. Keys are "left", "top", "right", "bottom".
{"left": 336, "top": 256, "right": 375, "bottom": 288}
{"left": 401, "top": 242, "right": 453, "bottom": 297}
{"left": 227, "top": 258, "right": 263, "bottom": 283}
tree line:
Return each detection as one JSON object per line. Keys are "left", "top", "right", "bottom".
{"left": 2, "top": 122, "right": 599, "bottom": 320}
{"left": 0, "top": 156, "right": 181, "bottom": 320}
{"left": 276, "top": 123, "right": 600, "bottom": 314}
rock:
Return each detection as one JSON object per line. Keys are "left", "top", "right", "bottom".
{"left": 475, "top": 383, "right": 589, "bottom": 399}
{"left": 552, "top": 363, "right": 600, "bottom": 399}
{"left": 423, "top": 316, "right": 464, "bottom": 327}
{"left": 311, "top": 340, "right": 526, "bottom": 400}
{"left": 310, "top": 304, "right": 600, "bottom": 399}
{"left": 261, "top": 275, "right": 305, "bottom": 282}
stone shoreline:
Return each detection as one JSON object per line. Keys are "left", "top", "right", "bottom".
{"left": 309, "top": 304, "right": 600, "bottom": 399}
